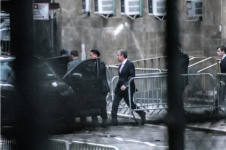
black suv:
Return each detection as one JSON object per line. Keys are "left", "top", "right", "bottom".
{"left": 1, "top": 55, "right": 102, "bottom": 134}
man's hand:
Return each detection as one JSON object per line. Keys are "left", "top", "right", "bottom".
{"left": 120, "top": 85, "right": 126, "bottom": 90}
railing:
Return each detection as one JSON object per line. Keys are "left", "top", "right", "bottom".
{"left": 0, "top": 138, "right": 119, "bottom": 150}
{"left": 188, "top": 57, "right": 220, "bottom": 74}
{"left": 108, "top": 72, "right": 163, "bottom": 108}
{"left": 0, "top": 137, "right": 17, "bottom": 150}
{"left": 108, "top": 72, "right": 166, "bottom": 113}
{"left": 110, "top": 56, "right": 167, "bottom": 69}
{"left": 188, "top": 57, "right": 212, "bottom": 68}
{"left": 109, "top": 56, "right": 220, "bottom": 73}
{"left": 107, "top": 65, "right": 161, "bottom": 80}
{"left": 127, "top": 73, "right": 216, "bottom": 123}
{"left": 216, "top": 73, "right": 226, "bottom": 115}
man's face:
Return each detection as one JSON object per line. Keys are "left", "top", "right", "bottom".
{"left": 90, "top": 52, "right": 98, "bottom": 59}
{"left": 117, "top": 52, "right": 124, "bottom": 62}
{"left": 217, "top": 48, "right": 225, "bottom": 57}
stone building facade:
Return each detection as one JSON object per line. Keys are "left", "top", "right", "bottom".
{"left": 51, "top": 0, "right": 225, "bottom": 64}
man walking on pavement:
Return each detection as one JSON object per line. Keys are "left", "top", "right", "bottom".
{"left": 110, "top": 49, "right": 146, "bottom": 125}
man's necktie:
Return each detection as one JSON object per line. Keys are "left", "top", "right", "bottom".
{"left": 120, "top": 63, "right": 124, "bottom": 73}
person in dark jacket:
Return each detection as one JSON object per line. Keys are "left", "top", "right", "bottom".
{"left": 217, "top": 45, "right": 226, "bottom": 73}
{"left": 67, "top": 50, "right": 81, "bottom": 73}
{"left": 177, "top": 43, "right": 189, "bottom": 90}
{"left": 217, "top": 45, "right": 226, "bottom": 104}
{"left": 60, "top": 48, "right": 69, "bottom": 57}
{"left": 90, "top": 49, "right": 110, "bottom": 127}
{"left": 110, "top": 49, "right": 146, "bottom": 125}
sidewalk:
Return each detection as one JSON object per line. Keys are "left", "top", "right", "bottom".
{"left": 106, "top": 102, "right": 226, "bottom": 134}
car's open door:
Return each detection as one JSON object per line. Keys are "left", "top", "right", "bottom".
{"left": 62, "top": 58, "right": 101, "bottom": 116}
{"left": 47, "top": 56, "right": 71, "bottom": 78}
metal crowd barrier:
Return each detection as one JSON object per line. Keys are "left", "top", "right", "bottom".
{"left": 0, "top": 136, "right": 17, "bottom": 150}
{"left": 216, "top": 73, "right": 226, "bottom": 115}
{"left": 0, "top": 138, "right": 119, "bottom": 150}
{"left": 127, "top": 73, "right": 216, "bottom": 123}
{"left": 108, "top": 72, "right": 165, "bottom": 112}
{"left": 107, "top": 65, "right": 161, "bottom": 81}
{"left": 107, "top": 68, "right": 162, "bottom": 107}
{"left": 49, "top": 139, "right": 119, "bottom": 150}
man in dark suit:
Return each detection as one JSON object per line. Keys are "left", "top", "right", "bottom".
{"left": 177, "top": 43, "right": 189, "bottom": 91}
{"left": 217, "top": 45, "right": 226, "bottom": 104}
{"left": 89, "top": 49, "right": 110, "bottom": 127}
{"left": 110, "top": 49, "right": 146, "bottom": 125}
{"left": 67, "top": 50, "right": 81, "bottom": 73}
{"left": 217, "top": 45, "right": 226, "bottom": 73}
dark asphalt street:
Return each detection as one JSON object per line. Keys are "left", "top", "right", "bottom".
{"left": 50, "top": 117, "right": 226, "bottom": 150}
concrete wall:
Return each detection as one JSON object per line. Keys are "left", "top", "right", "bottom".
{"left": 55, "top": 0, "right": 224, "bottom": 65}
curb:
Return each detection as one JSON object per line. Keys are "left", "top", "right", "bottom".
{"left": 107, "top": 111, "right": 226, "bottom": 134}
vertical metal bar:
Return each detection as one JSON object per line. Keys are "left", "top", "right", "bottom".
{"left": 3, "top": 41, "right": 5, "bottom": 52}
{"left": 152, "top": 77, "right": 154, "bottom": 108}
{"left": 151, "top": 59, "right": 154, "bottom": 68}
{"left": 217, "top": 59, "right": 220, "bottom": 73}
{"left": 128, "top": 79, "right": 132, "bottom": 121}
{"left": 158, "top": 58, "right": 160, "bottom": 69}
{"left": 10, "top": 0, "right": 49, "bottom": 149}
{"left": 148, "top": 77, "right": 150, "bottom": 109}
{"left": 166, "top": 0, "right": 185, "bottom": 149}
{"left": 1, "top": 41, "right": 2, "bottom": 51}
{"left": 144, "top": 60, "right": 146, "bottom": 68}
{"left": 136, "top": 61, "right": 139, "bottom": 68}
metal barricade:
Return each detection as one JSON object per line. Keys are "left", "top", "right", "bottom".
{"left": 216, "top": 73, "right": 226, "bottom": 115}
{"left": 128, "top": 75, "right": 167, "bottom": 121}
{"left": 181, "top": 73, "right": 216, "bottom": 109}
{"left": 0, "top": 138, "right": 119, "bottom": 150}
{"left": 0, "top": 136, "right": 17, "bottom": 150}
{"left": 70, "top": 141, "right": 118, "bottom": 150}
{"left": 127, "top": 73, "right": 216, "bottom": 123}
{"left": 49, "top": 139, "right": 69, "bottom": 150}
{"left": 108, "top": 72, "right": 166, "bottom": 114}
{"left": 107, "top": 65, "right": 161, "bottom": 81}
{"left": 49, "top": 139, "right": 118, "bottom": 150}
{"left": 107, "top": 67, "right": 161, "bottom": 105}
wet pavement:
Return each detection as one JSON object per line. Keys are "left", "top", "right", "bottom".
{"left": 106, "top": 100, "right": 226, "bottom": 134}
{"left": 51, "top": 118, "right": 226, "bottom": 150}
{"left": 49, "top": 99, "right": 226, "bottom": 150}
{"left": 2, "top": 99, "right": 226, "bottom": 150}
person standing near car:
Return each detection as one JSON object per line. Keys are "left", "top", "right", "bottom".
{"left": 89, "top": 49, "right": 110, "bottom": 127}
{"left": 67, "top": 50, "right": 85, "bottom": 125}
{"left": 110, "top": 49, "right": 146, "bottom": 125}
{"left": 60, "top": 48, "right": 69, "bottom": 57}
{"left": 67, "top": 50, "right": 81, "bottom": 73}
